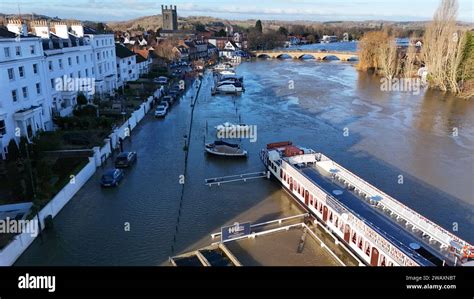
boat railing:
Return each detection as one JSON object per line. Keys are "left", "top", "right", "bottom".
{"left": 317, "top": 153, "right": 471, "bottom": 248}
{"left": 285, "top": 161, "right": 427, "bottom": 265}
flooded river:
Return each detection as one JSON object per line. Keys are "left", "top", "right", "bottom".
{"left": 15, "top": 59, "right": 474, "bottom": 265}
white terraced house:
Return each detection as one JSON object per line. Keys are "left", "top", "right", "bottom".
{"left": 0, "top": 20, "right": 118, "bottom": 159}
{"left": 115, "top": 43, "right": 138, "bottom": 88}
{"left": 0, "top": 23, "right": 52, "bottom": 158}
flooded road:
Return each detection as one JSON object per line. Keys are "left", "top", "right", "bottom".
{"left": 15, "top": 59, "right": 474, "bottom": 265}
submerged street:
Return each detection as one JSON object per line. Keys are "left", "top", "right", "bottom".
{"left": 16, "top": 59, "right": 474, "bottom": 265}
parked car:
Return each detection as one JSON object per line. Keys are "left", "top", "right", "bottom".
{"left": 155, "top": 105, "right": 168, "bottom": 118}
{"left": 100, "top": 169, "right": 124, "bottom": 187}
{"left": 160, "top": 100, "right": 169, "bottom": 110}
{"left": 153, "top": 76, "right": 168, "bottom": 84}
{"left": 168, "top": 90, "right": 180, "bottom": 98}
{"left": 114, "top": 151, "right": 137, "bottom": 168}
{"left": 163, "top": 95, "right": 175, "bottom": 105}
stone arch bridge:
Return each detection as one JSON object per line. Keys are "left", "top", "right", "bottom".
{"left": 251, "top": 50, "right": 358, "bottom": 61}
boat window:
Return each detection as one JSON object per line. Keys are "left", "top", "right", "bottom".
{"left": 380, "top": 256, "right": 386, "bottom": 266}
{"left": 365, "top": 242, "right": 371, "bottom": 256}
{"left": 329, "top": 212, "right": 333, "bottom": 222}
{"left": 352, "top": 232, "right": 357, "bottom": 244}
{"left": 358, "top": 238, "right": 363, "bottom": 249}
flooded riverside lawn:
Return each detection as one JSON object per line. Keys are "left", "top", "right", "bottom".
{"left": 15, "top": 59, "right": 474, "bottom": 265}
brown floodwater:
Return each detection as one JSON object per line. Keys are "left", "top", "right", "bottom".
{"left": 15, "top": 59, "right": 474, "bottom": 265}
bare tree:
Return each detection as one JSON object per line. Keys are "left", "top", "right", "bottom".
{"left": 378, "top": 37, "right": 400, "bottom": 79}
{"left": 422, "top": 0, "right": 466, "bottom": 93}
{"left": 357, "top": 31, "right": 391, "bottom": 72}
{"left": 154, "top": 37, "right": 179, "bottom": 61}
{"left": 403, "top": 36, "right": 418, "bottom": 78}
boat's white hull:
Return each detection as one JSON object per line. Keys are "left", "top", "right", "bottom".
{"left": 205, "top": 148, "right": 247, "bottom": 157}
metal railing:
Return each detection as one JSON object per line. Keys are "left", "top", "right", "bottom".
{"left": 317, "top": 154, "right": 471, "bottom": 248}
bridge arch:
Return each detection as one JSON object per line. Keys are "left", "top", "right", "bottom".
{"left": 257, "top": 54, "right": 271, "bottom": 59}
{"left": 322, "top": 55, "right": 341, "bottom": 61}
{"left": 347, "top": 56, "right": 359, "bottom": 62}
{"left": 276, "top": 53, "right": 292, "bottom": 59}
{"left": 299, "top": 54, "right": 316, "bottom": 60}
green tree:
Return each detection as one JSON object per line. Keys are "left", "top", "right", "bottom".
{"left": 6, "top": 140, "right": 20, "bottom": 162}
{"left": 255, "top": 20, "right": 263, "bottom": 34}
{"left": 6, "top": 162, "right": 24, "bottom": 201}
{"left": 77, "top": 92, "right": 88, "bottom": 107}
{"left": 195, "top": 23, "right": 206, "bottom": 32}
{"left": 278, "top": 26, "right": 288, "bottom": 36}
{"left": 215, "top": 29, "right": 227, "bottom": 37}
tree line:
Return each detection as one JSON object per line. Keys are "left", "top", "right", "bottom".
{"left": 357, "top": 0, "right": 473, "bottom": 99}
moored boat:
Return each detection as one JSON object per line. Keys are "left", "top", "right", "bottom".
{"left": 205, "top": 141, "right": 248, "bottom": 157}
{"left": 260, "top": 141, "right": 473, "bottom": 266}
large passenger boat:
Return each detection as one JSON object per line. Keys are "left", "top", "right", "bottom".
{"left": 260, "top": 141, "right": 473, "bottom": 266}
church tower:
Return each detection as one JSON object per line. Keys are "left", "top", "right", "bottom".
{"left": 161, "top": 5, "right": 178, "bottom": 31}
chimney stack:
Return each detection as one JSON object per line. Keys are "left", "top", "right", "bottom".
{"left": 71, "top": 22, "right": 84, "bottom": 38}
{"left": 31, "top": 20, "right": 51, "bottom": 39}
{"left": 6, "top": 19, "right": 28, "bottom": 37}
{"left": 51, "top": 21, "right": 69, "bottom": 39}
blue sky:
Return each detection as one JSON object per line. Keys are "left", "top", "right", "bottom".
{"left": 1, "top": 0, "right": 472, "bottom": 22}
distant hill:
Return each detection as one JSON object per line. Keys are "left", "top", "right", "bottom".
{"left": 1, "top": 12, "right": 471, "bottom": 33}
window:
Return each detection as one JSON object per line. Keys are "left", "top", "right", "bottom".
{"left": 99, "top": 65, "right": 102, "bottom": 74}
{"left": 18, "top": 66, "right": 24, "bottom": 78}
{"left": 48, "top": 61, "right": 53, "bottom": 71}
{"left": 59, "top": 59, "right": 63, "bottom": 69}
{"left": 36, "top": 83, "right": 41, "bottom": 95}
{"left": 11, "top": 90, "right": 18, "bottom": 102}
{"left": 68, "top": 57, "right": 72, "bottom": 66}
{"left": 33, "top": 63, "right": 38, "bottom": 74}
{"left": 76, "top": 56, "right": 79, "bottom": 64}
{"left": 97, "top": 52, "right": 100, "bottom": 60}
{"left": 51, "top": 79, "right": 55, "bottom": 89}
{"left": 7, "top": 68, "right": 14, "bottom": 80}
{"left": 15, "top": 46, "right": 21, "bottom": 56}
{"left": 0, "top": 120, "right": 6, "bottom": 136}
{"left": 22, "top": 87, "right": 28, "bottom": 99}
{"left": 85, "top": 69, "right": 89, "bottom": 76}
{"left": 4, "top": 47, "right": 10, "bottom": 58}
{"left": 29, "top": 45, "right": 35, "bottom": 54}
{"left": 78, "top": 71, "right": 81, "bottom": 78}
{"left": 84, "top": 54, "right": 87, "bottom": 62}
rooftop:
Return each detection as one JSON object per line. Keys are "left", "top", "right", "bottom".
{"left": 115, "top": 43, "right": 136, "bottom": 58}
